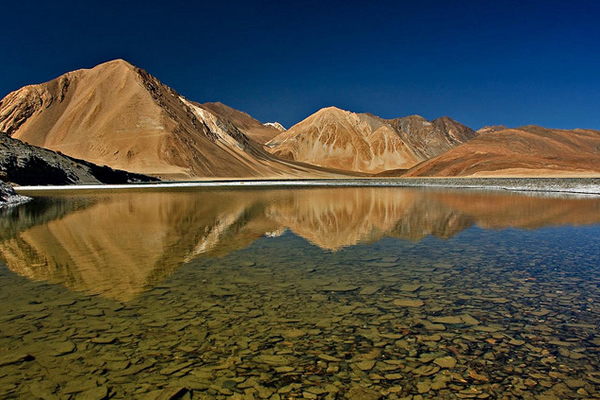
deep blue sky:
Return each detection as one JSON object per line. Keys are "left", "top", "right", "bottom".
{"left": 2, "top": 0, "right": 599, "bottom": 130}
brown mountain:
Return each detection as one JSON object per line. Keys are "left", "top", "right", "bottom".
{"left": 266, "top": 107, "right": 476, "bottom": 174}
{"left": 0, "top": 59, "right": 333, "bottom": 179}
{"left": 404, "top": 126, "right": 600, "bottom": 177}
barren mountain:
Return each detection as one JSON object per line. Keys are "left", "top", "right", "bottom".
{"left": 404, "top": 126, "right": 600, "bottom": 177}
{"left": 266, "top": 107, "right": 476, "bottom": 174}
{"left": 0, "top": 59, "right": 332, "bottom": 179}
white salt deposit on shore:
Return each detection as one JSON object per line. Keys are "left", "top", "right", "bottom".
{"left": 13, "top": 178, "right": 600, "bottom": 197}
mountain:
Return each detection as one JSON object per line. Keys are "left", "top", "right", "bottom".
{"left": 0, "top": 133, "right": 157, "bottom": 185}
{"left": 266, "top": 107, "right": 476, "bottom": 174}
{"left": 404, "top": 126, "right": 600, "bottom": 177}
{"left": 0, "top": 59, "right": 332, "bottom": 179}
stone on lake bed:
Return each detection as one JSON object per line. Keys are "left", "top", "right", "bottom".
{"left": 433, "top": 356, "right": 457, "bottom": 369}
{"left": 412, "top": 364, "right": 440, "bottom": 376}
{"left": 393, "top": 298, "right": 424, "bottom": 307}
{"left": 142, "top": 387, "right": 187, "bottom": 400}
{"left": 280, "top": 329, "right": 306, "bottom": 339}
{"left": 430, "top": 316, "right": 463, "bottom": 324}
{"left": 429, "top": 314, "right": 480, "bottom": 325}
{"left": 355, "top": 360, "right": 376, "bottom": 371}
{"left": 254, "top": 354, "right": 296, "bottom": 366}
{"left": 345, "top": 386, "right": 382, "bottom": 400}
{"left": 399, "top": 284, "right": 422, "bottom": 292}
{"left": 417, "top": 380, "right": 432, "bottom": 393}
{"left": 51, "top": 341, "right": 76, "bottom": 356}
{"left": 75, "top": 385, "right": 109, "bottom": 400}
{"left": 320, "top": 285, "right": 359, "bottom": 292}
{"left": 274, "top": 366, "right": 295, "bottom": 373}
{"left": 384, "top": 373, "right": 403, "bottom": 380}
{"left": 318, "top": 354, "right": 342, "bottom": 362}
{"left": 359, "top": 285, "right": 382, "bottom": 295}
{"left": 0, "top": 353, "right": 35, "bottom": 367}
{"left": 91, "top": 336, "right": 117, "bottom": 344}
{"left": 82, "top": 309, "right": 104, "bottom": 317}
{"left": 564, "top": 379, "right": 586, "bottom": 389}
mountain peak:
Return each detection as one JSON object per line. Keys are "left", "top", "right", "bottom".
{"left": 95, "top": 58, "right": 136, "bottom": 69}
{"left": 264, "top": 122, "right": 286, "bottom": 132}
{"left": 313, "top": 106, "right": 349, "bottom": 117}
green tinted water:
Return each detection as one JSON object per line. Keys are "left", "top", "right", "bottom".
{"left": 1, "top": 187, "right": 600, "bottom": 399}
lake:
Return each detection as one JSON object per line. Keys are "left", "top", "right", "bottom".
{"left": 1, "top": 186, "right": 600, "bottom": 399}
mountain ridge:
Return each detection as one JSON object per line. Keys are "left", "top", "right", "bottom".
{"left": 404, "top": 126, "right": 600, "bottom": 177}
{"left": 0, "top": 59, "right": 343, "bottom": 179}
{"left": 1, "top": 59, "right": 598, "bottom": 180}
{"left": 266, "top": 106, "right": 477, "bottom": 174}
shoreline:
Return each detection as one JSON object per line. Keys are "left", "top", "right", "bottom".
{"left": 13, "top": 177, "right": 600, "bottom": 197}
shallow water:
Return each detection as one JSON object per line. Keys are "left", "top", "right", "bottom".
{"left": 1, "top": 187, "right": 600, "bottom": 399}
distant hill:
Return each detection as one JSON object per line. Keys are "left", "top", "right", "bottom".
{"left": 404, "top": 126, "right": 600, "bottom": 177}
{"left": 266, "top": 107, "right": 476, "bottom": 174}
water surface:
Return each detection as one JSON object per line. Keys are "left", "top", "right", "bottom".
{"left": 1, "top": 187, "right": 599, "bottom": 399}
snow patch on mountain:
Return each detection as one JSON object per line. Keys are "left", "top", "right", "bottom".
{"left": 264, "top": 122, "right": 286, "bottom": 132}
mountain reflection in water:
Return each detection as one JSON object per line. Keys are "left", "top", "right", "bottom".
{"left": 1, "top": 187, "right": 599, "bottom": 301}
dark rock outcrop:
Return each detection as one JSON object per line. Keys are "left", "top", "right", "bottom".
{"left": 0, "top": 181, "right": 30, "bottom": 207}
{"left": 0, "top": 133, "right": 158, "bottom": 186}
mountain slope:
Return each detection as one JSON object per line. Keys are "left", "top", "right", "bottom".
{"left": 266, "top": 107, "right": 476, "bottom": 174}
{"left": 201, "top": 102, "right": 282, "bottom": 145}
{"left": 404, "top": 126, "right": 600, "bottom": 177}
{"left": 0, "top": 59, "right": 332, "bottom": 179}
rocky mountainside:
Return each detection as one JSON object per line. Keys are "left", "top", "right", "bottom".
{"left": 404, "top": 126, "right": 600, "bottom": 177}
{"left": 0, "top": 133, "right": 157, "bottom": 185}
{"left": 0, "top": 59, "right": 332, "bottom": 179}
{"left": 266, "top": 107, "right": 476, "bottom": 174}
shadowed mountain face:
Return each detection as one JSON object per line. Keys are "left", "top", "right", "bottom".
{"left": 0, "top": 60, "right": 332, "bottom": 180}
{"left": 405, "top": 126, "right": 600, "bottom": 177}
{"left": 1, "top": 188, "right": 600, "bottom": 301}
{"left": 266, "top": 107, "right": 476, "bottom": 174}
